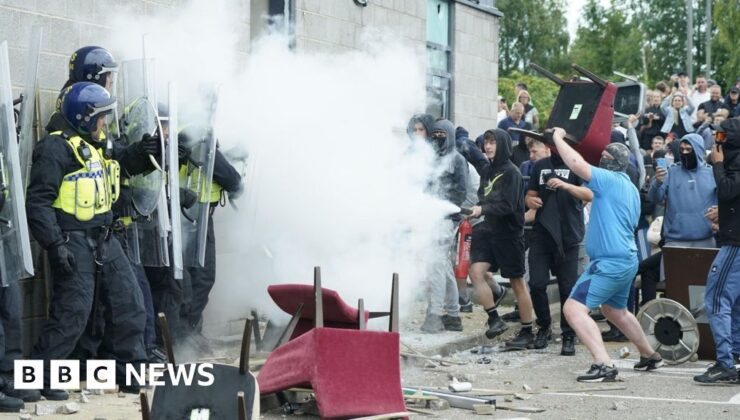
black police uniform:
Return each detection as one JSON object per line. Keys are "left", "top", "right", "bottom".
{"left": 26, "top": 117, "right": 152, "bottom": 387}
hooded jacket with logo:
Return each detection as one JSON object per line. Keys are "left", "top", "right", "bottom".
{"left": 477, "top": 129, "right": 524, "bottom": 237}
{"left": 648, "top": 134, "right": 717, "bottom": 242}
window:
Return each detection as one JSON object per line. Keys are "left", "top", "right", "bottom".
{"left": 426, "top": 0, "right": 452, "bottom": 119}
{"left": 250, "top": 0, "right": 294, "bottom": 44}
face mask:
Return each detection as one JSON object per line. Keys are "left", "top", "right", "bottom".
{"left": 680, "top": 152, "right": 697, "bottom": 170}
{"left": 599, "top": 156, "right": 623, "bottom": 172}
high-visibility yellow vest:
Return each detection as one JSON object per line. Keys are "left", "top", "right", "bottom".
{"left": 50, "top": 131, "right": 121, "bottom": 221}
{"left": 179, "top": 164, "right": 222, "bottom": 204}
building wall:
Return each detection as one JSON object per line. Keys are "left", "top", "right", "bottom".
{"left": 452, "top": 1, "right": 499, "bottom": 136}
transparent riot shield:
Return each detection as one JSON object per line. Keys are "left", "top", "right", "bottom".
{"left": 18, "top": 26, "right": 42, "bottom": 190}
{"left": 167, "top": 82, "right": 183, "bottom": 279}
{"left": 120, "top": 58, "right": 168, "bottom": 267}
{"left": 0, "top": 42, "right": 34, "bottom": 285}
{"left": 180, "top": 91, "right": 218, "bottom": 267}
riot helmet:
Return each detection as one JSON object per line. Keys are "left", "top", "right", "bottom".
{"left": 60, "top": 82, "right": 117, "bottom": 136}
{"left": 66, "top": 46, "right": 118, "bottom": 91}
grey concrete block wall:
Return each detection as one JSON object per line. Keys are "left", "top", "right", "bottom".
{"left": 453, "top": 1, "right": 499, "bottom": 136}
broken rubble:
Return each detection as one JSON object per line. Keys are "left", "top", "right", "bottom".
{"left": 56, "top": 402, "right": 81, "bottom": 414}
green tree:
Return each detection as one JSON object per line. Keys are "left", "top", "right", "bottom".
{"left": 499, "top": 71, "right": 562, "bottom": 125}
{"left": 569, "top": 0, "right": 642, "bottom": 81}
{"left": 496, "top": 0, "right": 570, "bottom": 76}
{"left": 712, "top": 0, "right": 740, "bottom": 89}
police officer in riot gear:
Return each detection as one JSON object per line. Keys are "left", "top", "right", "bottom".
{"left": 178, "top": 125, "right": 242, "bottom": 339}
{"left": 26, "top": 82, "right": 158, "bottom": 399}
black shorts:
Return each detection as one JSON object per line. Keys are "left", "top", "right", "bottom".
{"left": 470, "top": 224, "right": 525, "bottom": 279}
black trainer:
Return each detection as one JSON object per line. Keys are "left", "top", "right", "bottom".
{"left": 501, "top": 308, "right": 520, "bottom": 322}
{"left": 0, "top": 391, "right": 23, "bottom": 413}
{"left": 577, "top": 363, "right": 618, "bottom": 383}
{"left": 441, "top": 315, "right": 463, "bottom": 332}
{"left": 504, "top": 328, "right": 534, "bottom": 350}
{"left": 491, "top": 284, "right": 508, "bottom": 309}
{"left": 484, "top": 316, "right": 509, "bottom": 339}
{"left": 693, "top": 364, "right": 739, "bottom": 385}
{"left": 634, "top": 353, "right": 664, "bottom": 371}
{"left": 532, "top": 327, "right": 551, "bottom": 349}
{"left": 40, "top": 388, "right": 69, "bottom": 401}
{"left": 459, "top": 297, "right": 473, "bottom": 313}
{"left": 601, "top": 328, "right": 628, "bottom": 342}
{"left": 420, "top": 314, "right": 445, "bottom": 333}
{"left": 561, "top": 335, "right": 576, "bottom": 356}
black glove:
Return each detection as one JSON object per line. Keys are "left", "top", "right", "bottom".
{"left": 180, "top": 188, "right": 197, "bottom": 209}
{"left": 229, "top": 183, "right": 244, "bottom": 201}
{"left": 140, "top": 133, "right": 162, "bottom": 156}
{"left": 48, "top": 243, "right": 76, "bottom": 275}
{"left": 178, "top": 144, "right": 190, "bottom": 165}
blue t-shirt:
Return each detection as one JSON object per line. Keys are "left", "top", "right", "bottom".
{"left": 584, "top": 167, "right": 640, "bottom": 262}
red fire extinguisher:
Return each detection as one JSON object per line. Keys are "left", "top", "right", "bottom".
{"left": 454, "top": 218, "right": 473, "bottom": 280}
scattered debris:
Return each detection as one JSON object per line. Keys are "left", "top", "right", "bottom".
{"left": 429, "top": 399, "right": 450, "bottom": 410}
{"left": 610, "top": 401, "right": 626, "bottom": 411}
{"left": 503, "top": 380, "right": 513, "bottom": 385}
{"left": 496, "top": 403, "right": 546, "bottom": 413}
{"left": 423, "top": 361, "right": 438, "bottom": 369}
{"left": 473, "top": 404, "right": 495, "bottom": 415}
{"left": 522, "top": 384, "right": 532, "bottom": 391}
{"left": 503, "top": 360, "right": 511, "bottom": 366}
{"left": 19, "top": 414, "right": 32, "bottom": 420}
{"left": 449, "top": 380, "right": 472, "bottom": 392}
{"left": 117, "top": 392, "right": 126, "bottom": 398}
{"left": 35, "top": 404, "right": 56, "bottom": 416}
{"left": 514, "top": 393, "right": 532, "bottom": 401}
{"left": 470, "top": 346, "right": 494, "bottom": 354}
{"left": 476, "top": 357, "right": 491, "bottom": 364}
{"left": 56, "top": 403, "right": 80, "bottom": 414}
{"left": 619, "top": 346, "right": 630, "bottom": 358}
{"left": 79, "top": 393, "right": 90, "bottom": 404}
{"left": 504, "top": 396, "right": 514, "bottom": 402}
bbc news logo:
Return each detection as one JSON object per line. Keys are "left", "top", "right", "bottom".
{"left": 14, "top": 360, "right": 215, "bottom": 389}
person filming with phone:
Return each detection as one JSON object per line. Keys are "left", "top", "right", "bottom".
{"left": 648, "top": 133, "right": 717, "bottom": 248}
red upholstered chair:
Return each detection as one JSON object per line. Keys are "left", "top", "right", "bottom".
{"left": 510, "top": 63, "right": 617, "bottom": 165}
{"left": 268, "top": 284, "right": 374, "bottom": 340}
{"left": 258, "top": 268, "right": 406, "bottom": 418}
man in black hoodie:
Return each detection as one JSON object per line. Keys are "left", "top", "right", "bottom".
{"left": 415, "top": 118, "right": 470, "bottom": 333}
{"left": 469, "top": 129, "right": 535, "bottom": 347}
{"left": 696, "top": 117, "right": 740, "bottom": 384}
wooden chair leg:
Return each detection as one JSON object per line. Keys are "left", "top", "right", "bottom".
{"left": 240, "top": 316, "right": 253, "bottom": 375}
{"left": 157, "top": 312, "right": 176, "bottom": 364}
{"left": 314, "top": 266, "right": 324, "bottom": 328}
{"left": 389, "top": 273, "right": 399, "bottom": 333}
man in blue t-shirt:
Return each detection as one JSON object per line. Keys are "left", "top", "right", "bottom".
{"left": 551, "top": 127, "right": 663, "bottom": 382}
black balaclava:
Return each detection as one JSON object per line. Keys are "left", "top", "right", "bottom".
{"left": 679, "top": 140, "right": 698, "bottom": 170}
{"left": 599, "top": 143, "right": 630, "bottom": 172}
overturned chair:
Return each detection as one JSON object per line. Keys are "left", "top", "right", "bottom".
{"left": 258, "top": 267, "right": 406, "bottom": 418}
{"left": 140, "top": 315, "right": 260, "bottom": 420}
{"left": 510, "top": 63, "right": 618, "bottom": 165}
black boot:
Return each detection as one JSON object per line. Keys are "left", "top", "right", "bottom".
{"left": 484, "top": 314, "right": 509, "bottom": 339}
{"left": 0, "top": 376, "right": 40, "bottom": 402}
{"left": 601, "top": 322, "right": 628, "bottom": 342}
{"left": 561, "top": 335, "right": 576, "bottom": 356}
{"left": 40, "top": 388, "right": 69, "bottom": 401}
{"left": 441, "top": 315, "right": 463, "bottom": 332}
{"left": 532, "top": 326, "right": 551, "bottom": 349}
{"left": 505, "top": 328, "right": 534, "bottom": 350}
{"left": 0, "top": 391, "right": 23, "bottom": 413}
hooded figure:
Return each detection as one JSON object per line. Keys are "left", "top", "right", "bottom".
{"left": 714, "top": 117, "right": 740, "bottom": 247}
{"left": 477, "top": 129, "right": 525, "bottom": 237}
{"left": 406, "top": 114, "right": 436, "bottom": 141}
{"left": 648, "top": 134, "right": 717, "bottom": 243}
{"left": 427, "top": 119, "right": 470, "bottom": 211}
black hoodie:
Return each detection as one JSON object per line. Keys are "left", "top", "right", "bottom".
{"left": 477, "top": 129, "right": 524, "bottom": 237}
{"left": 713, "top": 117, "right": 740, "bottom": 246}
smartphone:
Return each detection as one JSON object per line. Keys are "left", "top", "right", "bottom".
{"left": 656, "top": 158, "right": 666, "bottom": 169}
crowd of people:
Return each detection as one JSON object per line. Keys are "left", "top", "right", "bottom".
{"left": 410, "top": 74, "right": 740, "bottom": 385}
{"left": 0, "top": 46, "right": 243, "bottom": 412}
